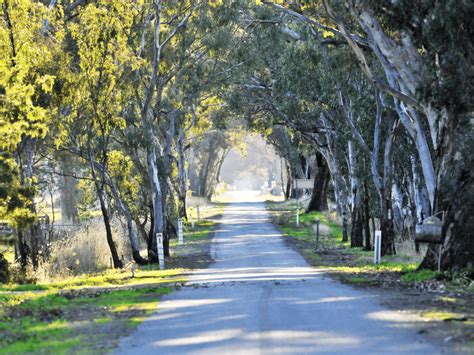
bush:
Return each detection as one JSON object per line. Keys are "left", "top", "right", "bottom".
{"left": 38, "top": 219, "right": 128, "bottom": 279}
{"left": 0, "top": 253, "right": 9, "bottom": 283}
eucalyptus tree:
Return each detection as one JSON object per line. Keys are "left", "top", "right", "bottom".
{"left": 268, "top": 0, "right": 473, "bottom": 269}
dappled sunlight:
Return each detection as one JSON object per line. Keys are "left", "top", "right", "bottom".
{"left": 189, "top": 266, "right": 324, "bottom": 285}
{"left": 158, "top": 298, "right": 232, "bottom": 310}
{"left": 291, "top": 296, "right": 363, "bottom": 305}
{"left": 246, "top": 330, "right": 361, "bottom": 346}
{"left": 115, "top": 201, "right": 439, "bottom": 354}
{"left": 155, "top": 329, "right": 244, "bottom": 346}
{"left": 365, "top": 310, "right": 426, "bottom": 324}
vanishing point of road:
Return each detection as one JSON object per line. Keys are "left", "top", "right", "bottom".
{"left": 115, "top": 193, "right": 438, "bottom": 354}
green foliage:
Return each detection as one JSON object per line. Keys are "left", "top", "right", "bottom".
{"left": 0, "top": 0, "right": 62, "bottom": 227}
{"left": 401, "top": 269, "right": 437, "bottom": 282}
{"left": 0, "top": 252, "right": 9, "bottom": 283}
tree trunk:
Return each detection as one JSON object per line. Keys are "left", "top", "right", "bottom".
{"left": 380, "top": 115, "right": 397, "bottom": 256}
{"left": 147, "top": 209, "right": 157, "bottom": 262}
{"left": 306, "top": 153, "right": 330, "bottom": 212}
{"left": 16, "top": 230, "right": 29, "bottom": 272}
{"left": 348, "top": 141, "right": 364, "bottom": 247}
{"left": 147, "top": 148, "right": 165, "bottom": 264}
{"left": 0, "top": 253, "right": 9, "bottom": 283}
{"left": 350, "top": 204, "right": 364, "bottom": 248}
{"left": 177, "top": 130, "right": 188, "bottom": 219}
{"left": 363, "top": 182, "right": 371, "bottom": 250}
{"left": 284, "top": 160, "right": 292, "bottom": 200}
{"left": 87, "top": 137, "right": 122, "bottom": 269}
{"left": 420, "top": 112, "right": 474, "bottom": 271}
{"left": 59, "top": 152, "right": 79, "bottom": 224}
{"left": 107, "top": 174, "right": 147, "bottom": 265}
{"left": 17, "top": 138, "right": 42, "bottom": 270}
{"left": 96, "top": 183, "right": 122, "bottom": 269}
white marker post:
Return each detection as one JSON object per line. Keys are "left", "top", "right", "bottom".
{"left": 178, "top": 218, "right": 184, "bottom": 245}
{"left": 296, "top": 209, "right": 300, "bottom": 227}
{"left": 190, "top": 215, "right": 195, "bottom": 228}
{"left": 374, "top": 230, "right": 382, "bottom": 265}
{"left": 197, "top": 206, "right": 201, "bottom": 223}
{"left": 156, "top": 233, "right": 164, "bottom": 270}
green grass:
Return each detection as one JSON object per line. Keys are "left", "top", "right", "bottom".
{"left": 401, "top": 269, "right": 438, "bottom": 282}
{"left": 0, "top": 286, "right": 173, "bottom": 353}
{"left": 0, "top": 267, "right": 186, "bottom": 292}
{"left": 328, "top": 262, "right": 418, "bottom": 274}
{"left": 183, "top": 220, "right": 215, "bottom": 242}
{"left": 266, "top": 202, "right": 442, "bottom": 285}
{"left": 345, "top": 276, "right": 372, "bottom": 284}
{"left": 0, "top": 204, "right": 224, "bottom": 353}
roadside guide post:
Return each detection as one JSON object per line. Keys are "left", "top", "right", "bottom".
{"left": 156, "top": 233, "right": 164, "bottom": 270}
{"left": 197, "top": 206, "right": 201, "bottom": 223}
{"left": 296, "top": 208, "right": 300, "bottom": 227}
{"left": 374, "top": 230, "right": 382, "bottom": 265}
{"left": 190, "top": 215, "right": 195, "bottom": 228}
{"left": 178, "top": 218, "right": 184, "bottom": 245}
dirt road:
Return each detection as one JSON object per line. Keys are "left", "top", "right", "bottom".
{"left": 115, "top": 199, "right": 438, "bottom": 354}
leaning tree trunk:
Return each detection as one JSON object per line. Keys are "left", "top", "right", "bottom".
{"left": 106, "top": 173, "right": 147, "bottom": 265}
{"left": 87, "top": 135, "right": 123, "bottom": 269}
{"left": 177, "top": 130, "right": 188, "bottom": 219}
{"left": 93, "top": 173, "right": 123, "bottom": 269}
{"left": 306, "top": 153, "right": 330, "bottom": 212}
{"left": 95, "top": 182, "right": 123, "bottom": 269}
{"left": 420, "top": 112, "right": 474, "bottom": 271}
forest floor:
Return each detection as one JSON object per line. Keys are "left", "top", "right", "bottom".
{"left": 0, "top": 203, "right": 223, "bottom": 354}
{"left": 266, "top": 200, "right": 474, "bottom": 354}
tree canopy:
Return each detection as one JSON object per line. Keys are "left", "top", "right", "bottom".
{"left": 0, "top": 0, "right": 472, "bottom": 276}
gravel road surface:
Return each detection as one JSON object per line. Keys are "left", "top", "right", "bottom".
{"left": 115, "top": 199, "right": 438, "bottom": 354}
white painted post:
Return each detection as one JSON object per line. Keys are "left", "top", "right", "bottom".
{"left": 296, "top": 209, "right": 300, "bottom": 227}
{"left": 197, "top": 206, "right": 201, "bottom": 223}
{"left": 178, "top": 218, "right": 184, "bottom": 245}
{"left": 190, "top": 215, "right": 195, "bottom": 228}
{"left": 374, "top": 230, "right": 382, "bottom": 265}
{"left": 156, "top": 233, "right": 164, "bottom": 270}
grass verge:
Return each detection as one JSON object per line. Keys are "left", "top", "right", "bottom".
{"left": 266, "top": 200, "right": 474, "bottom": 351}
{"left": 0, "top": 204, "right": 222, "bottom": 354}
